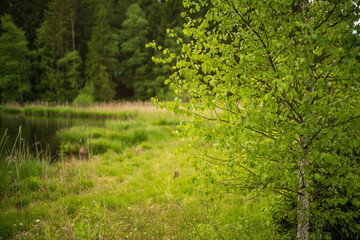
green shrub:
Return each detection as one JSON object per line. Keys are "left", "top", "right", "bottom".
{"left": 72, "top": 93, "right": 94, "bottom": 108}
{"left": 270, "top": 193, "right": 360, "bottom": 239}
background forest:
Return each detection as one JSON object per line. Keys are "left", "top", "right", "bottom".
{"left": 0, "top": 0, "right": 184, "bottom": 103}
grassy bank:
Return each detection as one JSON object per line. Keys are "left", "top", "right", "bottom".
{"left": 0, "top": 102, "right": 159, "bottom": 120}
{"left": 0, "top": 107, "right": 281, "bottom": 239}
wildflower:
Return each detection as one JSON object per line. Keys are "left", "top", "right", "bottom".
{"left": 35, "top": 219, "right": 40, "bottom": 223}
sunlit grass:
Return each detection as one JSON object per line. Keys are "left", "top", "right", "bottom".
{"left": 1, "top": 101, "right": 161, "bottom": 114}
{"left": 0, "top": 107, "right": 282, "bottom": 239}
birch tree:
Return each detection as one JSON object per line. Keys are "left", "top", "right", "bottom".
{"left": 150, "top": 0, "right": 360, "bottom": 239}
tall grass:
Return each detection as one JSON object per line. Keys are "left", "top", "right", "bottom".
{"left": 0, "top": 107, "right": 283, "bottom": 239}
{"left": 0, "top": 127, "right": 52, "bottom": 239}
{"left": 0, "top": 106, "right": 22, "bottom": 114}
{"left": 1, "top": 101, "right": 161, "bottom": 119}
{"left": 57, "top": 114, "right": 178, "bottom": 157}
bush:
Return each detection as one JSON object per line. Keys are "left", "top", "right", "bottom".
{"left": 270, "top": 193, "right": 360, "bottom": 239}
{"left": 72, "top": 93, "right": 94, "bottom": 108}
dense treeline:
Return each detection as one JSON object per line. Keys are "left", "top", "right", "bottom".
{"left": 0, "top": 0, "right": 184, "bottom": 103}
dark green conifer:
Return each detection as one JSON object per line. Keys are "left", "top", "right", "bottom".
{"left": 84, "top": 2, "right": 119, "bottom": 101}
{"left": 0, "top": 14, "right": 31, "bottom": 102}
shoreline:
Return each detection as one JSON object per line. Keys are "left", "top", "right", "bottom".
{"left": 0, "top": 105, "right": 138, "bottom": 120}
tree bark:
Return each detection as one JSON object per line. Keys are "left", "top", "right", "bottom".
{"left": 297, "top": 136, "right": 310, "bottom": 240}
{"left": 71, "top": 11, "right": 75, "bottom": 51}
{"left": 297, "top": 1, "right": 311, "bottom": 239}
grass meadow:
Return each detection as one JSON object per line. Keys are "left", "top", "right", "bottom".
{"left": 0, "top": 103, "right": 281, "bottom": 239}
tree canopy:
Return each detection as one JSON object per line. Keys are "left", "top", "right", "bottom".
{"left": 0, "top": 0, "right": 184, "bottom": 102}
{"left": 0, "top": 14, "right": 31, "bottom": 102}
{"left": 151, "top": 0, "right": 360, "bottom": 239}
{"left": 85, "top": 2, "right": 119, "bottom": 101}
{"left": 119, "top": 3, "right": 151, "bottom": 100}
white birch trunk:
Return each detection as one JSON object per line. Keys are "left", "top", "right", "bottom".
{"left": 297, "top": 136, "right": 310, "bottom": 240}
{"left": 297, "top": 2, "right": 311, "bottom": 239}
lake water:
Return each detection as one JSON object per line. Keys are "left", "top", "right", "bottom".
{"left": 0, "top": 113, "right": 105, "bottom": 160}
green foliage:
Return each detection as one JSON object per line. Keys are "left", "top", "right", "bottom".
{"left": 0, "top": 0, "right": 49, "bottom": 50}
{"left": 45, "top": 201, "right": 106, "bottom": 240}
{"left": 150, "top": 26, "right": 189, "bottom": 100}
{"left": 269, "top": 195, "right": 297, "bottom": 236}
{"left": 58, "top": 123, "right": 165, "bottom": 155}
{"left": 72, "top": 201, "right": 106, "bottom": 239}
{"left": 85, "top": 2, "right": 119, "bottom": 101}
{"left": 0, "top": 107, "right": 287, "bottom": 239}
{"left": 21, "top": 105, "right": 137, "bottom": 119}
{"left": 58, "top": 50, "right": 83, "bottom": 91}
{"left": 0, "top": 106, "right": 22, "bottom": 114}
{"left": 72, "top": 93, "right": 94, "bottom": 108}
{"left": 119, "top": 3, "right": 152, "bottom": 100}
{"left": 1, "top": 0, "right": 186, "bottom": 102}
{"left": 0, "top": 155, "right": 44, "bottom": 198}
{"left": 0, "top": 14, "right": 31, "bottom": 102}
{"left": 152, "top": 0, "right": 360, "bottom": 238}
{"left": 72, "top": 83, "right": 95, "bottom": 107}
{"left": 36, "top": 0, "right": 80, "bottom": 102}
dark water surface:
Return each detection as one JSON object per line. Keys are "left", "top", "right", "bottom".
{"left": 0, "top": 113, "right": 105, "bottom": 160}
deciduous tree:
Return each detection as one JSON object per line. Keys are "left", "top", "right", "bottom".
{"left": 151, "top": 1, "right": 360, "bottom": 239}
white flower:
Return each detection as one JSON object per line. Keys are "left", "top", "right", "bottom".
{"left": 19, "top": 223, "right": 23, "bottom": 226}
{"left": 35, "top": 219, "right": 40, "bottom": 223}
